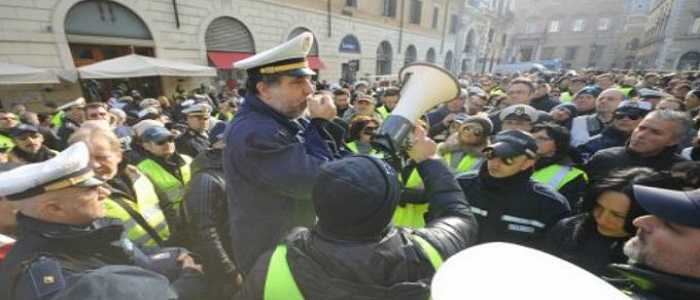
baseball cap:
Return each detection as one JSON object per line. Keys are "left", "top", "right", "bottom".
{"left": 9, "top": 124, "right": 40, "bottom": 138}
{"left": 484, "top": 130, "right": 538, "bottom": 159}
{"left": 574, "top": 86, "right": 603, "bottom": 99}
{"left": 633, "top": 185, "right": 700, "bottom": 228}
{"left": 140, "top": 126, "right": 174, "bottom": 143}
{"left": 615, "top": 100, "right": 652, "bottom": 116}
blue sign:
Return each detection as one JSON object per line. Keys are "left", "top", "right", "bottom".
{"left": 339, "top": 34, "right": 361, "bottom": 53}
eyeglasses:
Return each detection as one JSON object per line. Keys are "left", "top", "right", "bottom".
{"left": 461, "top": 125, "right": 484, "bottom": 136}
{"left": 156, "top": 138, "right": 175, "bottom": 145}
{"left": 363, "top": 127, "right": 378, "bottom": 134}
{"left": 485, "top": 150, "right": 515, "bottom": 166}
{"left": 613, "top": 113, "right": 643, "bottom": 121}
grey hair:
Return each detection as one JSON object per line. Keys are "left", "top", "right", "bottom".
{"left": 645, "top": 109, "right": 691, "bottom": 140}
{"left": 68, "top": 121, "right": 122, "bottom": 153}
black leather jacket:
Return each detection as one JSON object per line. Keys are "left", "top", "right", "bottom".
{"left": 609, "top": 263, "right": 700, "bottom": 300}
{"left": 237, "top": 159, "right": 478, "bottom": 300}
{"left": 183, "top": 149, "right": 238, "bottom": 297}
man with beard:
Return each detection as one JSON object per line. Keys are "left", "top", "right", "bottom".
{"left": 7, "top": 124, "right": 57, "bottom": 165}
{"left": 610, "top": 185, "right": 700, "bottom": 299}
{"left": 224, "top": 33, "right": 346, "bottom": 274}
{"left": 585, "top": 110, "right": 689, "bottom": 183}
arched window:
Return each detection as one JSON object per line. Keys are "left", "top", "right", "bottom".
{"left": 426, "top": 48, "right": 436, "bottom": 63}
{"left": 65, "top": 0, "right": 153, "bottom": 67}
{"left": 339, "top": 34, "right": 361, "bottom": 54}
{"left": 404, "top": 45, "right": 417, "bottom": 66}
{"left": 376, "top": 41, "right": 393, "bottom": 75}
{"left": 464, "top": 30, "right": 476, "bottom": 53}
{"left": 444, "top": 51, "right": 454, "bottom": 71}
{"left": 206, "top": 17, "right": 256, "bottom": 53}
{"left": 678, "top": 52, "right": 700, "bottom": 71}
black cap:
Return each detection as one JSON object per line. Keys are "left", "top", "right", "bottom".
{"left": 484, "top": 130, "right": 538, "bottom": 159}
{"left": 552, "top": 103, "right": 578, "bottom": 118}
{"left": 9, "top": 124, "right": 39, "bottom": 138}
{"left": 575, "top": 85, "right": 603, "bottom": 98}
{"left": 633, "top": 185, "right": 700, "bottom": 228}
{"left": 312, "top": 156, "right": 400, "bottom": 240}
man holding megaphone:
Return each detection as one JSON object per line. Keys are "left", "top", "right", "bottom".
{"left": 224, "top": 33, "right": 348, "bottom": 274}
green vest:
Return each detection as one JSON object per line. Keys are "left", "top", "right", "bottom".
{"left": 215, "top": 112, "right": 235, "bottom": 122}
{"left": 377, "top": 106, "right": 390, "bottom": 120}
{"left": 263, "top": 235, "right": 443, "bottom": 300}
{"left": 531, "top": 164, "right": 587, "bottom": 191}
{"left": 560, "top": 92, "right": 573, "bottom": 103}
{"left": 104, "top": 172, "right": 171, "bottom": 250}
{"left": 441, "top": 152, "right": 484, "bottom": 175}
{"left": 0, "top": 134, "right": 14, "bottom": 151}
{"left": 392, "top": 168, "right": 428, "bottom": 228}
{"left": 51, "top": 111, "right": 65, "bottom": 128}
{"left": 137, "top": 155, "right": 192, "bottom": 213}
{"left": 620, "top": 87, "right": 634, "bottom": 98}
{"left": 345, "top": 141, "right": 383, "bottom": 158}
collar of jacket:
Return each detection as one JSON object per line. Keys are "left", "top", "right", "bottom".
{"left": 243, "top": 92, "right": 307, "bottom": 135}
{"left": 602, "top": 125, "right": 631, "bottom": 140}
{"left": 479, "top": 162, "right": 533, "bottom": 190}
{"left": 610, "top": 263, "right": 700, "bottom": 299}
{"left": 16, "top": 212, "right": 124, "bottom": 242}
{"left": 11, "top": 146, "right": 54, "bottom": 163}
{"left": 625, "top": 143, "right": 679, "bottom": 160}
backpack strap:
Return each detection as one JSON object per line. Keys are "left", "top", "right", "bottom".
{"left": 110, "top": 195, "right": 165, "bottom": 247}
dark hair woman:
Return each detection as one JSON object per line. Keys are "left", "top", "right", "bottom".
{"left": 546, "top": 167, "right": 678, "bottom": 276}
{"left": 346, "top": 115, "right": 381, "bottom": 156}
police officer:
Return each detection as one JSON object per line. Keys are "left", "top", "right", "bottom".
{"left": 69, "top": 121, "right": 171, "bottom": 251}
{"left": 137, "top": 125, "right": 192, "bottom": 246}
{"left": 225, "top": 33, "right": 346, "bottom": 274}
{"left": 55, "top": 97, "right": 85, "bottom": 150}
{"left": 611, "top": 185, "right": 700, "bottom": 299}
{"left": 183, "top": 122, "right": 240, "bottom": 299}
{"left": 175, "top": 103, "right": 211, "bottom": 158}
{"left": 0, "top": 142, "right": 204, "bottom": 300}
{"left": 457, "top": 130, "right": 571, "bottom": 250}
{"left": 7, "top": 124, "right": 57, "bottom": 165}
{"left": 498, "top": 104, "right": 538, "bottom": 133}
{"left": 531, "top": 122, "right": 587, "bottom": 210}
{"left": 237, "top": 127, "right": 478, "bottom": 299}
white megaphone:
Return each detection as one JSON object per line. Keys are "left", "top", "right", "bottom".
{"left": 372, "top": 63, "right": 460, "bottom": 155}
{"left": 431, "top": 243, "right": 631, "bottom": 300}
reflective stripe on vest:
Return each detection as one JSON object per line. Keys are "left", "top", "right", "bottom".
{"left": 393, "top": 168, "right": 427, "bottom": 228}
{"left": 104, "top": 174, "right": 170, "bottom": 250}
{"left": 442, "top": 152, "right": 484, "bottom": 174}
{"left": 137, "top": 155, "right": 192, "bottom": 210}
{"left": 531, "top": 164, "right": 587, "bottom": 190}
{"left": 264, "top": 236, "right": 443, "bottom": 300}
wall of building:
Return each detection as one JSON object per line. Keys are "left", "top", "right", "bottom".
{"left": 0, "top": 0, "right": 476, "bottom": 107}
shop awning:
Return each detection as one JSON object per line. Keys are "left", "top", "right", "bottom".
{"left": 308, "top": 56, "right": 326, "bottom": 70}
{"left": 207, "top": 52, "right": 253, "bottom": 69}
{"left": 0, "top": 62, "right": 60, "bottom": 85}
{"left": 78, "top": 54, "right": 216, "bottom": 79}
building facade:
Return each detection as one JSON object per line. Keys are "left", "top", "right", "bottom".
{"left": 506, "top": 0, "right": 626, "bottom": 70}
{"left": 613, "top": 0, "right": 653, "bottom": 69}
{"left": 0, "top": 0, "right": 507, "bottom": 107}
{"left": 636, "top": 0, "right": 700, "bottom": 70}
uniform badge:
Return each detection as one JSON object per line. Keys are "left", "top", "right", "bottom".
{"left": 303, "top": 36, "right": 312, "bottom": 51}
{"left": 26, "top": 257, "right": 66, "bottom": 298}
{"left": 515, "top": 106, "right": 525, "bottom": 115}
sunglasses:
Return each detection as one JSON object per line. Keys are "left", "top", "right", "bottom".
{"left": 156, "top": 137, "right": 175, "bottom": 145}
{"left": 363, "top": 127, "right": 378, "bottom": 134}
{"left": 0, "top": 117, "right": 17, "bottom": 121}
{"left": 485, "top": 150, "right": 515, "bottom": 166}
{"left": 461, "top": 125, "right": 484, "bottom": 136}
{"left": 613, "top": 113, "right": 642, "bottom": 121}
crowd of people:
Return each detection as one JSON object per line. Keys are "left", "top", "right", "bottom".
{"left": 1, "top": 32, "right": 700, "bottom": 300}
